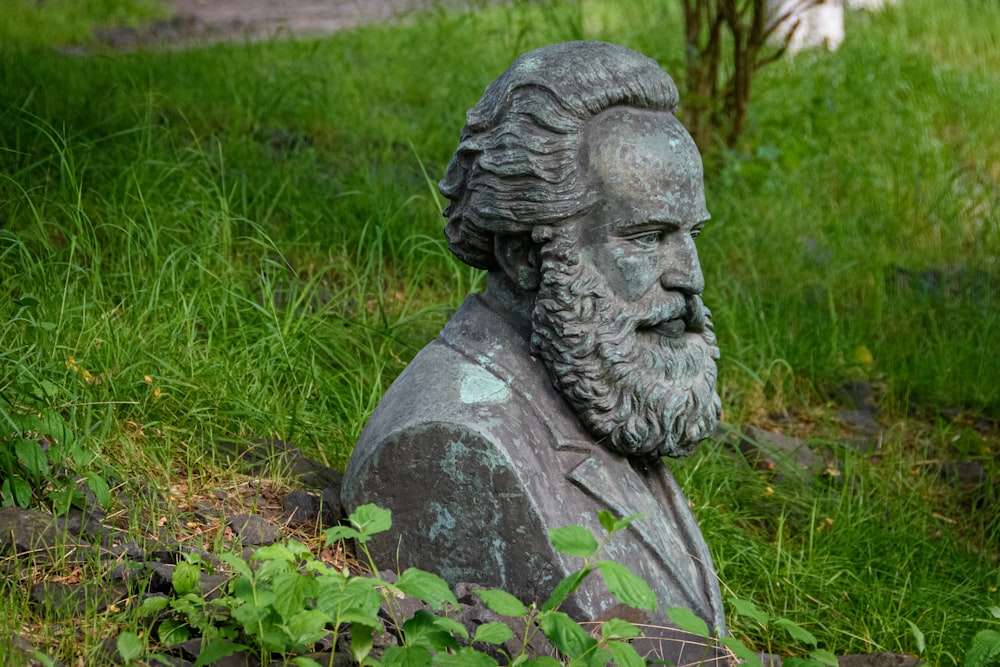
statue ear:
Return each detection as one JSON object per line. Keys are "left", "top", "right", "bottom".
{"left": 494, "top": 234, "right": 541, "bottom": 292}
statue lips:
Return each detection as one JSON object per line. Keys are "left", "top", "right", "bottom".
{"left": 637, "top": 293, "right": 701, "bottom": 339}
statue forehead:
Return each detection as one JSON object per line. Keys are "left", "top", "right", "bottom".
{"left": 581, "top": 108, "right": 708, "bottom": 220}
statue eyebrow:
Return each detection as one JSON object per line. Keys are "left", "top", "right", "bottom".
{"left": 614, "top": 218, "right": 681, "bottom": 234}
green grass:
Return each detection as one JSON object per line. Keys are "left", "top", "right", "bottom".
{"left": 1, "top": 0, "right": 998, "bottom": 664}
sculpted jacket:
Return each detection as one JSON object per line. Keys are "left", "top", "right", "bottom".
{"left": 341, "top": 294, "right": 726, "bottom": 635}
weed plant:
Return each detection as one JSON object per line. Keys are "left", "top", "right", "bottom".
{"left": 1, "top": 0, "right": 998, "bottom": 664}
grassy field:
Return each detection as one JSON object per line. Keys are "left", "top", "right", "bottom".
{"left": 1, "top": 0, "right": 998, "bottom": 664}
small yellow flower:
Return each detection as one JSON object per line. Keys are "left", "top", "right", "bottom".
{"left": 853, "top": 345, "right": 874, "bottom": 366}
{"left": 152, "top": 387, "right": 161, "bottom": 402}
{"left": 764, "top": 486, "right": 774, "bottom": 497}
{"left": 144, "top": 375, "right": 153, "bottom": 384}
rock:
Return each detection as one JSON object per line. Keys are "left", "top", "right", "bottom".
{"left": 0, "top": 507, "right": 90, "bottom": 559}
{"left": 282, "top": 490, "right": 318, "bottom": 525}
{"left": 229, "top": 513, "right": 281, "bottom": 546}
{"left": 10, "top": 633, "right": 66, "bottom": 667}
{"left": 738, "top": 426, "right": 836, "bottom": 478}
{"left": 320, "top": 487, "right": 344, "bottom": 526}
{"left": 836, "top": 409, "right": 881, "bottom": 449}
{"left": 935, "top": 461, "right": 988, "bottom": 488}
{"left": 29, "top": 580, "right": 129, "bottom": 617}
{"left": 836, "top": 382, "right": 878, "bottom": 415}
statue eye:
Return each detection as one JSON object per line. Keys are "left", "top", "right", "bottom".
{"left": 631, "top": 231, "right": 661, "bottom": 248}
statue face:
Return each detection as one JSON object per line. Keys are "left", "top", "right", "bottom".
{"left": 529, "top": 109, "right": 721, "bottom": 459}
{"left": 580, "top": 108, "right": 710, "bottom": 311}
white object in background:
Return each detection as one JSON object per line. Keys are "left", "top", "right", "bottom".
{"left": 845, "top": 0, "right": 899, "bottom": 10}
{"left": 768, "top": 0, "right": 845, "bottom": 53}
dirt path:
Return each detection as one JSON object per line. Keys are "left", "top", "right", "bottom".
{"left": 164, "top": 0, "right": 427, "bottom": 40}
{"left": 93, "top": 0, "right": 477, "bottom": 49}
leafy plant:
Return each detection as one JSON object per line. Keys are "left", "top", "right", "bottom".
{"left": 722, "top": 598, "right": 837, "bottom": 666}
{"left": 0, "top": 388, "right": 110, "bottom": 515}
{"left": 135, "top": 503, "right": 664, "bottom": 666}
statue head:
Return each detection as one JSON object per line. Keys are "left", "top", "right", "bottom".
{"left": 440, "top": 41, "right": 722, "bottom": 460}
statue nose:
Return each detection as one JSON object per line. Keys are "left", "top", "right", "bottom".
{"left": 660, "top": 235, "right": 705, "bottom": 295}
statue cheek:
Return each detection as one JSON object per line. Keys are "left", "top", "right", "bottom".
{"left": 613, "top": 254, "right": 660, "bottom": 302}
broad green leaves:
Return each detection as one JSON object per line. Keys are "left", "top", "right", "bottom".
{"left": 549, "top": 525, "right": 599, "bottom": 559}
{"left": 596, "top": 561, "right": 656, "bottom": 612}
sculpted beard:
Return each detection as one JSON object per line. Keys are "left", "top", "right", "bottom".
{"left": 530, "top": 242, "right": 722, "bottom": 459}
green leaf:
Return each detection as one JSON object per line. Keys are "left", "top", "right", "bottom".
{"left": 286, "top": 538, "right": 314, "bottom": 560}
{"left": 473, "top": 589, "right": 527, "bottom": 617}
{"left": 81, "top": 470, "right": 110, "bottom": 508}
{"left": 730, "top": 598, "right": 770, "bottom": 626}
{"left": 667, "top": 607, "right": 710, "bottom": 637}
{"left": 272, "top": 571, "right": 317, "bottom": 622}
{"left": 810, "top": 648, "right": 839, "bottom": 666}
{"left": 720, "top": 636, "right": 765, "bottom": 667}
{"left": 990, "top": 606, "right": 1000, "bottom": 620}
{"left": 433, "top": 646, "right": 499, "bottom": 667}
{"left": 286, "top": 608, "right": 333, "bottom": 648}
{"left": 607, "top": 640, "right": 646, "bottom": 667}
{"left": 611, "top": 513, "right": 644, "bottom": 533}
{"left": 521, "top": 658, "right": 562, "bottom": 667}
{"left": 252, "top": 542, "right": 296, "bottom": 564}
{"left": 905, "top": 619, "right": 926, "bottom": 654}
{"left": 380, "top": 645, "right": 433, "bottom": 667}
{"left": 293, "top": 658, "right": 324, "bottom": 667}
{"left": 600, "top": 618, "right": 641, "bottom": 640}
{"left": 396, "top": 568, "right": 459, "bottom": 610}
{"left": 541, "top": 569, "right": 589, "bottom": 612}
{"left": 350, "top": 503, "right": 393, "bottom": 536}
{"left": 172, "top": 560, "right": 202, "bottom": 596}
{"left": 15, "top": 439, "right": 48, "bottom": 479}
{"left": 193, "top": 639, "right": 248, "bottom": 667}
{"left": 539, "top": 610, "right": 597, "bottom": 659}
{"left": 403, "top": 610, "right": 459, "bottom": 652}
{"left": 232, "top": 600, "right": 270, "bottom": 629}
{"left": 316, "top": 573, "right": 381, "bottom": 626}
{"left": 351, "top": 624, "right": 375, "bottom": 663}
{"left": 116, "top": 632, "right": 143, "bottom": 661}
{"left": 775, "top": 618, "right": 818, "bottom": 647}
{"left": 324, "top": 525, "right": 364, "bottom": 545}
{"left": 431, "top": 614, "right": 469, "bottom": 639}
{"left": 8, "top": 476, "right": 32, "bottom": 507}
{"left": 549, "top": 525, "right": 599, "bottom": 559}
{"left": 136, "top": 595, "right": 170, "bottom": 616}
{"left": 473, "top": 621, "right": 514, "bottom": 645}
{"left": 597, "top": 510, "right": 617, "bottom": 533}
{"left": 596, "top": 561, "right": 656, "bottom": 612}
{"left": 219, "top": 553, "right": 253, "bottom": 580}
{"left": 965, "top": 629, "right": 1000, "bottom": 667}
{"left": 571, "top": 647, "right": 611, "bottom": 667}
{"left": 157, "top": 618, "right": 190, "bottom": 646}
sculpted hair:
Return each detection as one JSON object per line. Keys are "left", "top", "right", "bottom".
{"left": 439, "top": 41, "right": 680, "bottom": 270}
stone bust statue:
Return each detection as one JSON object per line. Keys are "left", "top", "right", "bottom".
{"left": 341, "top": 40, "right": 726, "bottom": 648}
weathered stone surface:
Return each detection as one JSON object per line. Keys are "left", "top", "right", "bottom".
{"left": 282, "top": 489, "right": 318, "bottom": 525}
{"left": 935, "top": 460, "right": 988, "bottom": 488}
{"left": 229, "top": 513, "right": 281, "bottom": 546}
{"left": 29, "top": 580, "right": 129, "bottom": 616}
{"left": 0, "top": 506, "right": 90, "bottom": 558}
{"left": 739, "top": 425, "right": 836, "bottom": 477}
